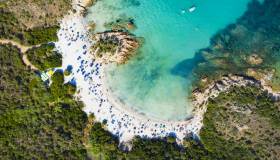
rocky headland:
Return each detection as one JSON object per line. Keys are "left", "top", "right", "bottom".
{"left": 192, "top": 74, "right": 280, "bottom": 129}
{"left": 91, "top": 31, "right": 140, "bottom": 64}
{"left": 187, "top": 0, "right": 280, "bottom": 123}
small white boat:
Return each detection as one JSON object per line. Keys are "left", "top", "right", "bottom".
{"left": 188, "top": 5, "right": 196, "bottom": 13}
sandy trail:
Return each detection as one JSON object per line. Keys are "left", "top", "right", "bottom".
{"left": 0, "top": 39, "right": 39, "bottom": 70}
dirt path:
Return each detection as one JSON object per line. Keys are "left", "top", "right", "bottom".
{"left": 82, "top": 114, "right": 95, "bottom": 146}
{"left": 0, "top": 39, "right": 39, "bottom": 70}
{"left": 82, "top": 114, "right": 97, "bottom": 159}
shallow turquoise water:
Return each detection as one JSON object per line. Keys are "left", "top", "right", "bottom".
{"left": 87, "top": 0, "right": 255, "bottom": 121}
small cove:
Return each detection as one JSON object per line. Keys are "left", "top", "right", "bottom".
{"left": 86, "top": 0, "right": 258, "bottom": 121}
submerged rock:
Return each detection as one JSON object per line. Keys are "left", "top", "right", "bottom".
{"left": 247, "top": 54, "right": 263, "bottom": 65}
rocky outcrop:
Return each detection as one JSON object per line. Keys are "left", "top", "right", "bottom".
{"left": 193, "top": 75, "right": 280, "bottom": 106}
{"left": 91, "top": 31, "right": 139, "bottom": 64}
{"left": 191, "top": 74, "right": 280, "bottom": 132}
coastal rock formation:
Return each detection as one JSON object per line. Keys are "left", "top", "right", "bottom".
{"left": 192, "top": 74, "right": 280, "bottom": 129}
{"left": 184, "top": 0, "right": 280, "bottom": 92}
{"left": 91, "top": 31, "right": 139, "bottom": 64}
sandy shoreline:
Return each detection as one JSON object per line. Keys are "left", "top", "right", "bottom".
{"left": 55, "top": 0, "right": 204, "bottom": 143}
{"left": 55, "top": 0, "right": 280, "bottom": 144}
{"left": 101, "top": 66, "right": 194, "bottom": 124}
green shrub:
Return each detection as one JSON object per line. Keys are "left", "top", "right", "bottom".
{"left": 23, "top": 26, "right": 59, "bottom": 45}
{"left": 27, "top": 43, "right": 62, "bottom": 70}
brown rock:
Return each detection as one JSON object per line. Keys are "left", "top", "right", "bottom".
{"left": 247, "top": 54, "right": 263, "bottom": 65}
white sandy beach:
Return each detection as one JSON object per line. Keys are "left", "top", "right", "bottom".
{"left": 55, "top": 0, "right": 206, "bottom": 143}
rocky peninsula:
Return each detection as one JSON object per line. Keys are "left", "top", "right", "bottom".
{"left": 192, "top": 74, "right": 280, "bottom": 120}
{"left": 90, "top": 31, "right": 139, "bottom": 64}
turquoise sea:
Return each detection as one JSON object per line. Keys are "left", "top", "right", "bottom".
{"left": 86, "top": 0, "right": 258, "bottom": 121}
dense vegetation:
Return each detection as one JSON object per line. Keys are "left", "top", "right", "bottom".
{"left": 92, "top": 39, "right": 119, "bottom": 58}
{"left": 27, "top": 43, "right": 62, "bottom": 70}
{"left": 87, "top": 122, "right": 211, "bottom": 160}
{"left": 23, "top": 26, "right": 60, "bottom": 45}
{"left": 0, "top": 1, "right": 87, "bottom": 159}
{"left": 0, "top": 0, "right": 71, "bottom": 29}
{"left": 0, "top": 44, "right": 87, "bottom": 159}
{"left": 86, "top": 86, "right": 280, "bottom": 160}
{"left": 201, "top": 86, "right": 280, "bottom": 159}
{"left": 0, "top": 8, "right": 60, "bottom": 45}
{"left": 2, "top": 46, "right": 278, "bottom": 159}
{"left": 0, "top": 8, "right": 22, "bottom": 41}
{"left": 0, "top": 0, "right": 69, "bottom": 45}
